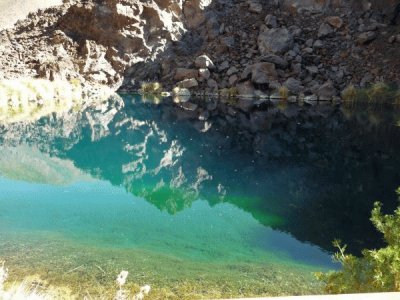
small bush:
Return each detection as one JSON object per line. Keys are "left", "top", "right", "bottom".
{"left": 316, "top": 187, "right": 400, "bottom": 293}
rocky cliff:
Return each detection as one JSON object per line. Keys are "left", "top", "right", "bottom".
{"left": 0, "top": 0, "right": 399, "bottom": 98}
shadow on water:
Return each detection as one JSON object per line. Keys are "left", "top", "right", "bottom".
{"left": 1, "top": 94, "right": 400, "bottom": 258}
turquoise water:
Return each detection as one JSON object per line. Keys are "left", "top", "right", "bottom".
{"left": 0, "top": 95, "right": 400, "bottom": 298}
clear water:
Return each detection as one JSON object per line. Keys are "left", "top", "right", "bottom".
{"left": 0, "top": 95, "right": 399, "bottom": 298}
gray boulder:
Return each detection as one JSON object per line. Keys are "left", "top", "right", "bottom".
{"left": 356, "top": 31, "right": 377, "bottom": 45}
{"left": 258, "top": 27, "right": 294, "bottom": 55}
{"left": 283, "top": 78, "right": 304, "bottom": 94}
{"left": 178, "top": 78, "right": 199, "bottom": 89}
{"left": 174, "top": 68, "right": 198, "bottom": 81}
{"left": 250, "top": 62, "right": 278, "bottom": 85}
{"left": 260, "top": 54, "right": 288, "bottom": 69}
{"left": 317, "top": 81, "right": 337, "bottom": 100}
{"left": 265, "top": 14, "right": 278, "bottom": 28}
{"left": 318, "top": 23, "right": 333, "bottom": 38}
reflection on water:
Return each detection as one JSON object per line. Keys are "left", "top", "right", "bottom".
{"left": 0, "top": 94, "right": 400, "bottom": 298}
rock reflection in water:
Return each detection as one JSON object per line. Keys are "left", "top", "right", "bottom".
{"left": 1, "top": 95, "right": 400, "bottom": 256}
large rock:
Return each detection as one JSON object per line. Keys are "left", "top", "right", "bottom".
{"left": 248, "top": 1, "right": 263, "bottom": 13}
{"left": 251, "top": 62, "right": 278, "bottom": 84}
{"left": 325, "top": 16, "right": 343, "bottom": 29}
{"left": 260, "top": 54, "right": 288, "bottom": 68}
{"left": 356, "top": 31, "right": 377, "bottom": 45}
{"left": 174, "top": 68, "right": 198, "bottom": 81}
{"left": 237, "top": 81, "right": 256, "bottom": 97}
{"left": 183, "top": 0, "right": 212, "bottom": 28}
{"left": 283, "top": 78, "right": 304, "bottom": 94}
{"left": 195, "top": 54, "right": 215, "bottom": 69}
{"left": 280, "top": 0, "right": 325, "bottom": 12}
{"left": 178, "top": 78, "right": 199, "bottom": 89}
{"left": 0, "top": 0, "right": 191, "bottom": 90}
{"left": 317, "top": 81, "right": 337, "bottom": 100}
{"left": 258, "top": 27, "right": 294, "bottom": 55}
{"left": 241, "top": 62, "right": 278, "bottom": 85}
{"left": 318, "top": 23, "right": 333, "bottom": 38}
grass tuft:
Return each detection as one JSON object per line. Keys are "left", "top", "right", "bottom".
{"left": 219, "top": 87, "right": 238, "bottom": 98}
{"left": 341, "top": 84, "right": 357, "bottom": 102}
{"left": 366, "top": 82, "right": 391, "bottom": 102}
{"left": 140, "top": 82, "right": 163, "bottom": 95}
{"left": 278, "top": 86, "right": 289, "bottom": 100}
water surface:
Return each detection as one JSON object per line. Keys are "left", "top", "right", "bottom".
{"left": 0, "top": 95, "right": 399, "bottom": 298}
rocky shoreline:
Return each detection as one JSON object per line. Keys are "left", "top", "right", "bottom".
{"left": 0, "top": 0, "right": 399, "bottom": 100}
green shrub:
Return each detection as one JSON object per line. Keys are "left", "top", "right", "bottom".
{"left": 316, "top": 187, "right": 400, "bottom": 293}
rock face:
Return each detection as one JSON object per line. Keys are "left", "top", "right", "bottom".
{"left": 0, "top": 0, "right": 188, "bottom": 90}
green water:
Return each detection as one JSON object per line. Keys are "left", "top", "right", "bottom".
{"left": 1, "top": 95, "right": 400, "bottom": 298}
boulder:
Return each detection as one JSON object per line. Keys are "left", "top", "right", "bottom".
{"left": 258, "top": 27, "right": 294, "bottom": 55}
{"left": 325, "top": 16, "right": 343, "bottom": 29}
{"left": 183, "top": 0, "right": 212, "bottom": 28}
{"left": 356, "top": 31, "right": 377, "bottom": 45}
{"left": 228, "top": 74, "right": 239, "bottom": 86}
{"left": 175, "top": 68, "right": 198, "bottom": 81}
{"left": 218, "top": 61, "right": 230, "bottom": 72}
{"left": 265, "top": 14, "right": 278, "bottom": 28}
{"left": 280, "top": 0, "right": 325, "bottom": 12}
{"left": 248, "top": 1, "right": 263, "bottom": 13}
{"left": 317, "top": 81, "right": 337, "bottom": 100}
{"left": 178, "top": 78, "right": 199, "bottom": 89}
{"left": 250, "top": 62, "right": 278, "bottom": 85}
{"left": 195, "top": 54, "right": 215, "bottom": 69}
{"left": 283, "top": 78, "right": 304, "bottom": 94}
{"left": 198, "top": 68, "right": 210, "bottom": 80}
{"left": 207, "top": 78, "right": 218, "bottom": 90}
{"left": 237, "top": 81, "right": 256, "bottom": 97}
{"left": 318, "top": 23, "right": 333, "bottom": 38}
{"left": 226, "top": 66, "right": 238, "bottom": 76}
{"left": 260, "top": 54, "right": 288, "bottom": 69}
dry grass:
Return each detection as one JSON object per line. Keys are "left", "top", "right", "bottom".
{"left": 341, "top": 84, "right": 357, "bottom": 102}
{"left": 139, "top": 82, "right": 163, "bottom": 95}
{"left": 219, "top": 87, "right": 238, "bottom": 98}
{"left": 366, "top": 82, "right": 391, "bottom": 102}
{"left": 278, "top": 86, "right": 289, "bottom": 100}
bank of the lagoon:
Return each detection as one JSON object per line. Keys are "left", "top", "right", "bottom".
{"left": 1, "top": 94, "right": 400, "bottom": 298}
